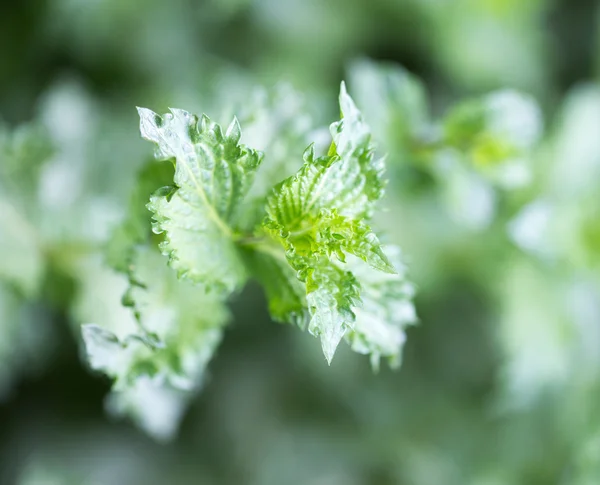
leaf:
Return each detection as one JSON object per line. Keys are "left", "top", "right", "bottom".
{"left": 0, "top": 123, "right": 53, "bottom": 296}
{"left": 80, "top": 246, "right": 229, "bottom": 440}
{"left": 0, "top": 200, "right": 45, "bottom": 296}
{"left": 0, "top": 122, "right": 54, "bottom": 201}
{"left": 304, "top": 259, "right": 361, "bottom": 363}
{"left": 330, "top": 82, "right": 386, "bottom": 216}
{"left": 348, "top": 59, "right": 430, "bottom": 153}
{"left": 138, "top": 107, "right": 263, "bottom": 293}
{"left": 105, "top": 159, "right": 174, "bottom": 273}
{"left": 242, "top": 246, "right": 308, "bottom": 326}
{"left": 260, "top": 83, "right": 411, "bottom": 364}
{"left": 442, "top": 90, "right": 542, "bottom": 188}
{"left": 344, "top": 247, "right": 417, "bottom": 371}
{"left": 231, "top": 83, "right": 319, "bottom": 232}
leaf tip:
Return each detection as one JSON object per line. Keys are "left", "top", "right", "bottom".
{"left": 226, "top": 116, "right": 242, "bottom": 143}
{"left": 137, "top": 107, "right": 162, "bottom": 141}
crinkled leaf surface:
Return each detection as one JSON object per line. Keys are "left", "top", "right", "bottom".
{"left": 261, "top": 84, "right": 413, "bottom": 364}
{"left": 344, "top": 247, "right": 417, "bottom": 370}
{"left": 138, "top": 107, "right": 263, "bottom": 293}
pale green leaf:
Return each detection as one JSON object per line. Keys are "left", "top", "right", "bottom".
{"left": 348, "top": 59, "right": 430, "bottom": 153}
{"left": 138, "top": 107, "right": 263, "bottom": 292}
{"left": 0, "top": 200, "right": 45, "bottom": 296}
{"left": 344, "top": 247, "right": 417, "bottom": 370}
{"left": 0, "top": 123, "right": 53, "bottom": 296}
{"left": 79, "top": 246, "right": 229, "bottom": 440}
{"left": 442, "top": 89, "right": 542, "bottom": 188}
{"left": 305, "top": 259, "right": 360, "bottom": 363}
{"left": 105, "top": 159, "right": 174, "bottom": 273}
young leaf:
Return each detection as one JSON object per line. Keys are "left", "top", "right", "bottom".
{"left": 260, "top": 83, "right": 413, "bottom": 364}
{"left": 138, "top": 107, "right": 263, "bottom": 293}
{"left": 231, "top": 83, "right": 320, "bottom": 232}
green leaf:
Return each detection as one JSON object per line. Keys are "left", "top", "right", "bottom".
{"left": 304, "top": 259, "right": 361, "bottom": 363}
{"left": 105, "top": 159, "right": 174, "bottom": 273}
{"left": 80, "top": 246, "right": 229, "bottom": 440}
{"left": 0, "top": 200, "right": 45, "bottom": 296}
{"left": 260, "top": 83, "right": 410, "bottom": 364}
{"left": 330, "top": 82, "right": 386, "bottom": 216}
{"left": 232, "top": 83, "right": 319, "bottom": 232}
{"left": 242, "top": 246, "right": 308, "bottom": 326}
{"left": 442, "top": 90, "right": 542, "bottom": 188}
{"left": 0, "top": 123, "right": 53, "bottom": 296}
{"left": 348, "top": 59, "right": 429, "bottom": 153}
{"left": 344, "top": 247, "right": 417, "bottom": 371}
{"left": 138, "top": 107, "right": 263, "bottom": 293}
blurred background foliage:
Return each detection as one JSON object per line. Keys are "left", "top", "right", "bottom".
{"left": 2, "top": 0, "right": 600, "bottom": 484}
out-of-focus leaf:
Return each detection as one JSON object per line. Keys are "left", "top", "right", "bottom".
{"left": 79, "top": 247, "right": 229, "bottom": 440}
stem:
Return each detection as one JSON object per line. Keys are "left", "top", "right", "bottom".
{"left": 236, "top": 233, "right": 289, "bottom": 264}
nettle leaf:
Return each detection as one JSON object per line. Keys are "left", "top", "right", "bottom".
{"left": 81, "top": 246, "right": 229, "bottom": 440}
{"left": 345, "top": 247, "right": 417, "bottom": 371}
{"left": 138, "top": 107, "right": 263, "bottom": 293}
{"left": 304, "top": 258, "right": 361, "bottom": 363}
{"left": 129, "top": 83, "right": 416, "bottom": 376}
{"left": 260, "top": 83, "right": 412, "bottom": 364}
{"left": 442, "top": 90, "right": 542, "bottom": 188}
{"left": 105, "top": 160, "right": 174, "bottom": 273}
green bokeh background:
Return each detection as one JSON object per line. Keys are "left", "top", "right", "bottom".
{"left": 1, "top": 0, "right": 600, "bottom": 484}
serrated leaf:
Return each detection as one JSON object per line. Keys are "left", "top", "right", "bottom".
{"left": 231, "top": 83, "right": 318, "bottom": 231}
{"left": 79, "top": 246, "right": 229, "bottom": 440}
{"left": 138, "top": 107, "right": 263, "bottom": 292}
{"left": 105, "top": 159, "right": 174, "bottom": 273}
{"left": 344, "top": 247, "right": 417, "bottom": 371}
{"left": 260, "top": 83, "right": 409, "bottom": 363}
{"left": 305, "top": 259, "right": 360, "bottom": 363}
{"left": 330, "top": 82, "right": 386, "bottom": 216}
{"left": 82, "top": 323, "right": 193, "bottom": 441}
